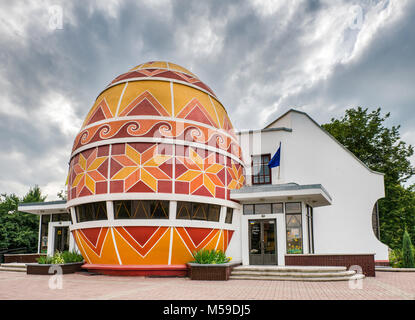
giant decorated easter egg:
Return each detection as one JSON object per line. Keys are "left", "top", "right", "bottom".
{"left": 66, "top": 61, "right": 244, "bottom": 275}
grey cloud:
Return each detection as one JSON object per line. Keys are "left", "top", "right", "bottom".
{"left": 0, "top": 0, "right": 414, "bottom": 197}
{"left": 268, "top": 0, "right": 415, "bottom": 127}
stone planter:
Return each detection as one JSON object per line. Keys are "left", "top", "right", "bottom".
{"left": 26, "top": 262, "right": 84, "bottom": 275}
{"left": 4, "top": 253, "right": 46, "bottom": 263}
{"left": 187, "top": 262, "right": 240, "bottom": 281}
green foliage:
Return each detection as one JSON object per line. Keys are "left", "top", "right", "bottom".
{"left": 389, "top": 249, "right": 403, "bottom": 268}
{"left": 379, "top": 184, "right": 415, "bottom": 249}
{"left": 51, "top": 251, "right": 65, "bottom": 264}
{"left": 191, "top": 249, "right": 231, "bottom": 264}
{"left": 61, "top": 250, "right": 84, "bottom": 263}
{"left": 0, "top": 185, "right": 46, "bottom": 252}
{"left": 402, "top": 230, "right": 415, "bottom": 268}
{"left": 36, "top": 255, "right": 53, "bottom": 264}
{"left": 322, "top": 107, "right": 415, "bottom": 249}
{"left": 57, "top": 190, "right": 67, "bottom": 201}
{"left": 36, "top": 251, "right": 84, "bottom": 264}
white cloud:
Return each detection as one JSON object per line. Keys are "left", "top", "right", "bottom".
{"left": 36, "top": 92, "right": 82, "bottom": 137}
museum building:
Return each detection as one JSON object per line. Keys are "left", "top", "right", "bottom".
{"left": 19, "top": 61, "right": 389, "bottom": 275}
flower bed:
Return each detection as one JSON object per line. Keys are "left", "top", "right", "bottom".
{"left": 187, "top": 249, "right": 240, "bottom": 280}
{"left": 26, "top": 262, "right": 84, "bottom": 275}
{"left": 26, "top": 251, "right": 84, "bottom": 275}
{"left": 187, "top": 262, "right": 240, "bottom": 280}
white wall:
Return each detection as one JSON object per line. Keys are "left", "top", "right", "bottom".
{"left": 238, "top": 111, "right": 389, "bottom": 261}
{"left": 226, "top": 207, "right": 242, "bottom": 263}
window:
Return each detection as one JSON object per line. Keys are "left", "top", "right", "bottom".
{"left": 252, "top": 154, "right": 271, "bottom": 185}
{"left": 243, "top": 204, "right": 254, "bottom": 214}
{"left": 243, "top": 203, "right": 283, "bottom": 215}
{"left": 225, "top": 208, "right": 233, "bottom": 224}
{"left": 113, "top": 200, "right": 169, "bottom": 219}
{"left": 176, "top": 202, "right": 221, "bottom": 222}
{"left": 285, "top": 202, "right": 301, "bottom": 213}
{"left": 285, "top": 202, "right": 303, "bottom": 254}
{"left": 272, "top": 203, "right": 283, "bottom": 214}
{"left": 75, "top": 202, "right": 107, "bottom": 222}
{"left": 51, "top": 213, "right": 71, "bottom": 222}
{"left": 40, "top": 214, "right": 50, "bottom": 253}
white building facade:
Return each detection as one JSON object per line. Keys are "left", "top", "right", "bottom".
{"left": 226, "top": 109, "right": 388, "bottom": 265}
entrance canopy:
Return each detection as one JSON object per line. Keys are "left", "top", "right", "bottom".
{"left": 230, "top": 183, "right": 332, "bottom": 207}
{"left": 18, "top": 200, "right": 67, "bottom": 215}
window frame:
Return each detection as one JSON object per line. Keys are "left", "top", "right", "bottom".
{"left": 251, "top": 154, "right": 272, "bottom": 185}
{"left": 225, "top": 207, "right": 233, "bottom": 224}
{"left": 285, "top": 202, "right": 303, "bottom": 254}
{"left": 75, "top": 202, "right": 108, "bottom": 223}
{"left": 176, "top": 201, "right": 221, "bottom": 222}
{"left": 243, "top": 202, "right": 284, "bottom": 215}
{"left": 113, "top": 200, "right": 170, "bottom": 220}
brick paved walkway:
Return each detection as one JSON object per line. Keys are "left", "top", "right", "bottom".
{"left": 0, "top": 271, "right": 414, "bottom": 300}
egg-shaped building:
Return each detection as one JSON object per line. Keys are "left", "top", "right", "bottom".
{"left": 66, "top": 61, "right": 245, "bottom": 275}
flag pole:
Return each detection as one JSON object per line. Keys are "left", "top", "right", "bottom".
{"left": 278, "top": 142, "right": 281, "bottom": 181}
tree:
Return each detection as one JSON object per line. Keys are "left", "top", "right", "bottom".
{"left": 57, "top": 189, "right": 67, "bottom": 200}
{"left": 22, "top": 185, "right": 47, "bottom": 203}
{"left": 402, "top": 230, "right": 415, "bottom": 268}
{"left": 322, "top": 107, "right": 415, "bottom": 249}
{"left": 0, "top": 185, "right": 46, "bottom": 252}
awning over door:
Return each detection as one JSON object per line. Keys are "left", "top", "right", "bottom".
{"left": 18, "top": 200, "right": 68, "bottom": 215}
{"left": 230, "top": 183, "right": 332, "bottom": 207}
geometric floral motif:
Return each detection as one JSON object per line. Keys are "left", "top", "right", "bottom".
{"left": 110, "top": 143, "right": 173, "bottom": 194}
{"left": 68, "top": 142, "right": 243, "bottom": 200}
{"left": 176, "top": 147, "right": 225, "bottom": 197}
{"left": 69, "top": 147, "right": 108, "bottom": 198}
{"left": 227, "top": 160, "right": 245, "bottom": 190}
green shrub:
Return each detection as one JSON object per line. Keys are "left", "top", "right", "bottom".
{"left": 191, "top": 249, "right": 231, "bottom": 264}
{"left": 36, "top": 255, "right": 53, "bottom": 264}
{"left": 402, "top": 230, "right": 415, "bottom": 268}
{"left": 36, "top": 250, "right": 84, "bottom": 264}
{"left": 61, "top": 251, "right": 84, "bottom": 263}
{"left": 51, "top": 251, "right": 65, "bottom": 264}
{"left": 389, "top": 249, "right": 403, "bottom": 268}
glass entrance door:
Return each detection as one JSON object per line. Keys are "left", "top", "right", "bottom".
{"left": 54, "top": 226, "right": 69, "bottom": 252}
{"left": 249, "top": 219, "right": 277, "bottom": 265}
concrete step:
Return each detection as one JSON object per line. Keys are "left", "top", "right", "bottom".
{"left": 229, "top": 274, "right": 365, "bottom": 282}
{"left": 231, "top": 270, "right": 356, "bottom": 278}
{"left": 232, "top": 266, "right": 347, "bottom": 273}
{"left": 0, "top": 263, "right": 27, "bottom": 269}
{"left": 0, "top": 266, "right": 27, "bottom": 272}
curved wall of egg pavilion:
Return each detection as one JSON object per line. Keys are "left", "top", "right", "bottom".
{"left": 66, "top": 61, "right": 244, "bottom": 275}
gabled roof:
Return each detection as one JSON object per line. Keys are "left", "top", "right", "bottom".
{"left": 264, "top": 109, "right": 384, "bottom": 176}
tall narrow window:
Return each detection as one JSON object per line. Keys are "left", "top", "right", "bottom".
{"left": 252, "top": 154, "right": 271, "bottom": 185}
{"left": 306, "top": 205, "right": 314, "bottom": 254}
{"left": 225, "top": 208, "right": 233, "bottom": 224}
{"left": 285, "top": 202, "right": 303, "bottom": 254}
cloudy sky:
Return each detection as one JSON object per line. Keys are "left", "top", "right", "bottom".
{"left": 1, "top": 0, "right": 414, "bottom": 200}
